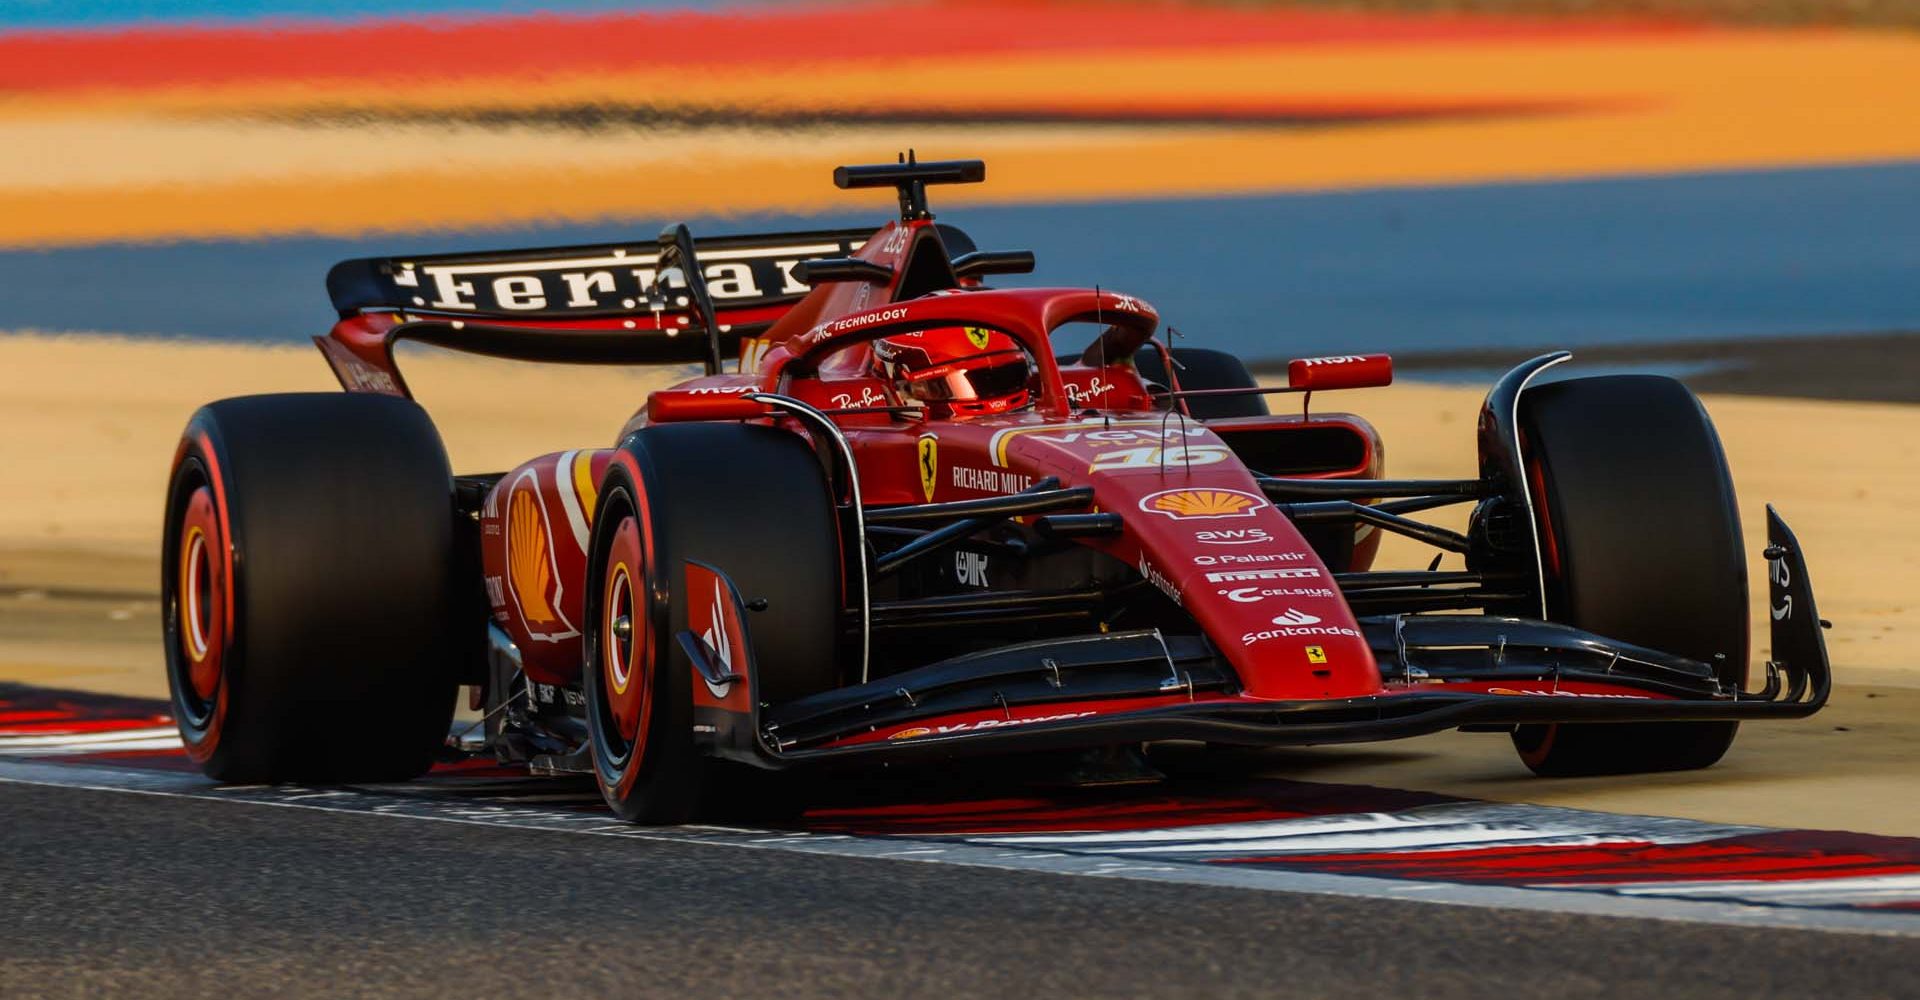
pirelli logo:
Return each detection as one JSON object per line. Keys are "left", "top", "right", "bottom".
{"left": 1204, "top": 567, "right": 1323, "bottom": 583}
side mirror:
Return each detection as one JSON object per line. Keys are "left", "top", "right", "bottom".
{"left": 1288, "top": 354, "right": 1393, "bottom": 391}
{"left": 952, "top": 249, "right": 1036, "bottom": 279}
{"left": 646, "top": 390, "right": 771, "bottom": 423}
{"left": 793, "top": 257, "right": 894, "bottom": 287}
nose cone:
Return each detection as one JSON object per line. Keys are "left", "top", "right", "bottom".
{"left": 1131, "top": 495, "right": 1381, "bottom": 700}
{"left": 993, "top": 416, "right": 1381, "bottom": 699}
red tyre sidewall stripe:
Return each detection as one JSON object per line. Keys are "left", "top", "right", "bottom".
{"left": 1517, "top": 721, "right": 1558, "bottom": 768}
{"left": 172, "top": 427, "right": 237, "bottom": 764}
{"left": 191, "top": 429, "right": 237, "bottom": 651}
{"left": 606, "top": 450, "right": 660, "bottom": 803}
{"left": 601, "top": 515, "right": 650, "bottom": 762}
{"left": 177, "top": 488, "right": 225, "bottom": 702}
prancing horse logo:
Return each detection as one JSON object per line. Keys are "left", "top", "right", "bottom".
{"left": 917, "top": 433, "right": 938, "bottom": 501}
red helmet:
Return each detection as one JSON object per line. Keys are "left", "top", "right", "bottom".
{"left": 871, "top": 326, "right": 1033, "bottom": 418}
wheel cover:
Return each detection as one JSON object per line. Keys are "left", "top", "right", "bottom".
{"left": 175, "top": 485, "right": 227, "bottom": 711}
{"left": 599, "top": 513, "right": 652, "bottom": 765}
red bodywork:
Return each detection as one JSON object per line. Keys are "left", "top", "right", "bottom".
{"left": 315, "top": 197, "right": 1806, "bottom": 765}
{"left": 323, "top": 217, "right": 1393, "bottom": 701}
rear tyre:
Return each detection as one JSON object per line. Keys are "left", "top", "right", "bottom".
{"left": 1133, "top": 347, "right": 1269, "bottom": 420}
{"left": 1510, "top": 375, "right": 1747, "bottom": 777}
{"left": 583, "top": 423, "right": 841, "bottom": 823}
{"left": 162, "top": 393, "right": 464, "bottom": 783}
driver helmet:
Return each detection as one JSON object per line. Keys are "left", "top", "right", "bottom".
{"left": 871, "top": 326, "right": 1033, "bottom": 418}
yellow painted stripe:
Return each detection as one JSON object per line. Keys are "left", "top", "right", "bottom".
{"left": 572, "top": 450, "right": 598, "bottom": 525}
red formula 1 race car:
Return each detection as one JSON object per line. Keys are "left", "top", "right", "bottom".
{"left": 162, "top": 157, "right": 1831, "bottom": 821}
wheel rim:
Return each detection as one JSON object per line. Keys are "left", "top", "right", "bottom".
{"left": 174, "top": 483, "right": 226, "bottom": 719}
{"left": 598, "top": 513, "right": 651, "bottom": 766}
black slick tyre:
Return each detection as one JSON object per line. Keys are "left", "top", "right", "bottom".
{"left": 583, "top": 423, "right": 841, "bottom": 823}
{"left": 1511, "top": 375, "right": 1747, "bottom": 777}
{"left": 161, "top": 393, "right": 465, "bottom": 783}
{"left": 1133, "top": 347, "right": 1269, "bottom": 420}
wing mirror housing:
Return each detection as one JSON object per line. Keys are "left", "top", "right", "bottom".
{"left": 646, "top": 390, "right": 771, "bottom": 423}
{"left": 1287, "top": 354, "right": 1393, "bottom": 391}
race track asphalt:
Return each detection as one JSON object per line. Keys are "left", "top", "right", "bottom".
{"left": 3, "top": 781, "right": 1914, "bottom": 999}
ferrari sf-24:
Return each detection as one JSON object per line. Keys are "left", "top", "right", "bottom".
{"left": 162, "top": 157, "right": 1830, "bottom": 821}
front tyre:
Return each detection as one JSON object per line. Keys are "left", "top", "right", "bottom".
{"left": 1510, "top": 375, "right": 1747, "bottom": 776}
{"left": 583, "top": 423, "right": 841, "bottom": 823}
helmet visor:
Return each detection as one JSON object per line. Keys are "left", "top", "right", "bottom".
{"left": 910, "top": 357, "right": 1031, "bottom": 402}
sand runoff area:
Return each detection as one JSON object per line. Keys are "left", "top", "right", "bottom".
{"left": 2, "top": 332, "right": 1914, "bottom": 834}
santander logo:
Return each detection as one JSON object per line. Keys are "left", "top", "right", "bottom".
{"left": 1270, "top": 608, "right": 1322, "bottom": 626}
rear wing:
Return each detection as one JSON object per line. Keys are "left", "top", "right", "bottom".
{"left": 317, "top": 224, "right": 982, "bottom": 390}
{"left": 327, "top": 227, "right": 879, "bottom": 323}
{"left": 316, "top": 155, "right": 995, "bottom": 394}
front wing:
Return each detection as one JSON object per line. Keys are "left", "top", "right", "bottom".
{"left": 682, "top": 507, "right": 1830, "bottom": 769}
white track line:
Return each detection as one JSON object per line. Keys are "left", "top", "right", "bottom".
{"left": 0, "top": 757, "right": 1914, "bottom": 937}
{"left": 971, "top": 803, "right": 1762, "bottom": 856}
{"left": 0, "top": 726, "right": 180, "bottom": 747}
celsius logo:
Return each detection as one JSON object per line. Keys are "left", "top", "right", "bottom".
{"left": 1218, "top": 586, "right": 1335, "bottom": 603}
{"left": 1270, "top": 608, "right": 1321, "bottom": 626}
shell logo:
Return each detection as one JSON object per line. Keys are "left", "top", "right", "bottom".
{"left": 888, "top": 727, "right": 933, "bottom": 741}
{"left": 502, "top": 468, "right": 580, "bottom": 642}
{"left": 508, "top": 489, "right": 558, "bottom": 624}
{"left": 1139, "top": 488, "right": 1266, "bottom": 520}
